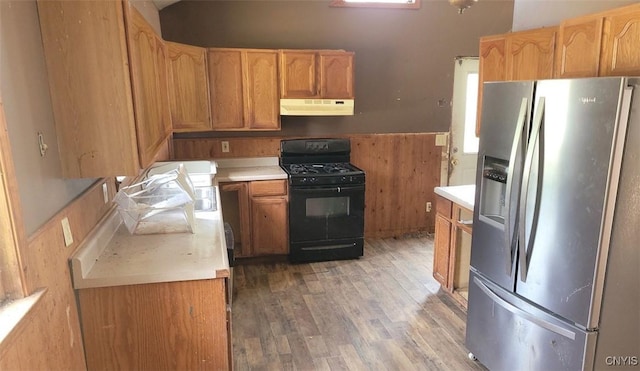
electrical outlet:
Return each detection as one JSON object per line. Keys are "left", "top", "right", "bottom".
{"left": 61, "top": 217, "right": 74, "bottom": 247}
{"left": 102, "top": 183, "right": 109, "bottom": 204}
{"left": 426, "top": 202, "right": 432, "bottom": 213}
{"left": 221, "top": 141, "right": 230, "bottom": 153}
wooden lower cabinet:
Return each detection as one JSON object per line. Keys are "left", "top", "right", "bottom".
{"left": 432, "top": 195, "right": 473, "bottom": 307}
{"left": 251, "top": 196, "right": 288, "bottom": 255}
{"left": 433, "top": 207, "right": 452, "bottom": 286}
{"left": 220, "top": 179, "right": 288, "bottom": 258}
{"left": 78, "top": 278, "right": 231, "bottom": 371}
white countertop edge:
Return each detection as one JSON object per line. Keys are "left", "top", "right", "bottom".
{"left": 215, "top": 166, "right": 287, "bottom": 183}
{"left": 73, "top": 270, "right": 229, "bottom": 290}
{"left": 434, "top": 185, "right": 475, "bottom": 211}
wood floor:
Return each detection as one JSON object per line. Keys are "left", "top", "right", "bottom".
{"left": 231, "top": 236, "right": 486, "bottom": 371}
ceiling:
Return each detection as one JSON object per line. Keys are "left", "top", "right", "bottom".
{"left": 153, "top": 0, "right": 180, "bottom": 10}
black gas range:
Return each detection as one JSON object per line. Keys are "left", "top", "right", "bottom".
{"left": 280, "top": 138, "right": 365, "bottom": 263}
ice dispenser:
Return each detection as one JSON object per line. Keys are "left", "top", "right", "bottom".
{"left": 479, "top": 156, "right": 508, "bottom": 228}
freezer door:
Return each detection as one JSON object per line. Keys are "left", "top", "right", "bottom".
{"left": 466, "top": 272, "right": 597, "bottom": 371}
{"left": 471, "top": 81, "right": 534, "bottom": 291}
{"left": 515, "top": 77, "right": 631, "bottom": 330}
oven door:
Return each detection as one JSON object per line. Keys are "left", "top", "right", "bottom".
{"left": 289, "top": 184, "right": 365, "bottom": 243}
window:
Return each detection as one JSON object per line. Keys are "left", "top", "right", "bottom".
{"left": 330, "top": 0, "right": 420, "bottom": 9}
{"left": 463, "top": 72, "right": 479, "bottom": 154}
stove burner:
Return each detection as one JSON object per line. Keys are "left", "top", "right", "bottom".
{"left": 287, "top": 163, "right": 355, "bottom": 175}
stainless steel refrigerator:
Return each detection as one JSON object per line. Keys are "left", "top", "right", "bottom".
{"left": 466, "top": 77, "right": 640, "bottom": 371}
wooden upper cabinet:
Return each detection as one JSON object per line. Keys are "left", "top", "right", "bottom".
{"left": 319, "top": 52, "right": 355, "bottom": 99}
{"left": 166, "top": 42, "right": 212, "bottom": 132}
{"left": 244, "top": 51, "right": 280, "bottom": 130}
{"left": 506, "top": 27, "right": 557, "bottom": 81}
{"left": 208, "top": 49, "right": 244, "bottom": 130}
{"left": 555, "top": 15, "right": 604, "bottom": 78}
{"left": 36, "top": 1, "right": 169, "bottom": 177}
{"left": 280, "top": 50, "right": 355, "bottom": 99}
{"left": 280, "top": 51, "right": 318, "bottom": 98}
{"left": 208, "top": 48, "right": 280, "bottom": 131}
{"left": 600, "top": 3, "right": 640, "bottom": 76}
{"left": 477, "top": 35, "right": 507, "bottom": 136}
{"left": 37, "top": 0, "right": 139, "bottom": 177}
{"left": 125, "top": 6, "right": 171, "bottom": 168}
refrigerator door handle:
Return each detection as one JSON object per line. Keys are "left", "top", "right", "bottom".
{"left": 519, "top": 97, "right": 545, "bottom": 282}
{"left": 473, "top": 276, "right": 577, "bottom": 340}
{"left": 504, "top": 98, "right": 528, "bottom": 276}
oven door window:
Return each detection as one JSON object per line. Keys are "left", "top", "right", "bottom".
{"left": 289, "top": 185, "right": 364, "bottom": 243}
{"left": 306, "top": 196, "right": 350, "bottom": 217}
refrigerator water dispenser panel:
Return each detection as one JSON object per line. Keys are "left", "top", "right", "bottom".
{"left": 479, "top": 156, "right": 508, "bottom": 228}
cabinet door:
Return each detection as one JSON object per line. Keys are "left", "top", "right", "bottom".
{"left": 208, "top": 49, "right": 245, "bottom": 130}
{"left": 79, "top": 279, "right": 229, "bottom": 370}
{"left": 125, "top": 6, "right": 170, "bottom": 168}
{"left": 506, "top": 27, "right": 557, "bottom": 81}
{"left": 555, "top": 15, "right": 604, "bottom": 78}
{"left": 167, "top": 42, "right": 212, "bottom": 132}
{"left": 155, "top": 39, "right": 172, "bottom": 153}
{"left": 600, "top": 4, "right": 640, "bottom": 76}
{"left": 36, "top": 1, "right": 139, "bottom": 177}
{"left": 280, "top": 51, "right": 318, "bottom": 98}
{"left": 244, "top": 51, "right": 280, "bottom": 130}
{"left": 251, "top": 196, "right": 288, "bottom": 256}
{"left": 433, "top": 213, "right": 452, "bottom": 288}
{"left": 477, "top": 35, "right": 507, "bottom": 136}
{"left": 319, "top": 52, "right": 355, "bottom": 99}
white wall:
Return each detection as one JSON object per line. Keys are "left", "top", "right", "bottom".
{"left": 131, "top": 0, "right": 163, "bottom": 35}
{"left": 513, "top": 0, "right": 639, "bottom": 31}
{"left": 0, "top": 1, "right": 95, "bottom": 235}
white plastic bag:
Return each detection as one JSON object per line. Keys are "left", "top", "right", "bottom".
{"left": 114, "top": 164, "right": 196, "bottom": 234}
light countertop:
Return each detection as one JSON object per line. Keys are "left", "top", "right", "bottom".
{"left": 71, "top": 157, "right": 287, "bottom": 290}
{"left": 215, "top": 157, "right": 287, "bottom": 182}
{"left": 71, "top": 189, "right": 229, "bottom": 290}
{"left": 434, "top": 184, "right": 475, "bottom": 211}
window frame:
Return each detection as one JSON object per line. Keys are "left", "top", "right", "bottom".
{"left": 330, "top": 0, "right": 420, "bottom": 10}
{"left": 0, "top": 97, "right": 26, "bottom": 305}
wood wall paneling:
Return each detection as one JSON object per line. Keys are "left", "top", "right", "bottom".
{"left": 0, "top": 178, "right": 116, "bottom": 370}
{"left": 173, "top": 133, "right": 442, "bottom": 238}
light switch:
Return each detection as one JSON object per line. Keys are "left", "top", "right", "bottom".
{"left": 435, "top": 134, "right": 448, "bottom": 147}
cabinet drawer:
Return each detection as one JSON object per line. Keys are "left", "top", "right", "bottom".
{"left": 436, "top": 196, "right": 453, "bottom": 218}
{"left": 250, "top": 180, "right": 287, "bottom": 197}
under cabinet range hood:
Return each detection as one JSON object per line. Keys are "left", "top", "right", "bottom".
{"left": 280, "top": 98, "right": 354, "bottom": 116}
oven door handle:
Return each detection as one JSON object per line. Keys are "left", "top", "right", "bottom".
{"left": 291, "top": 185, "right": 365, "bottom": 193}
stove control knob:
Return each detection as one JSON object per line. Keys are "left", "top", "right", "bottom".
{"left": 301, "top": 177, "right": 307, "bottom": 184}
